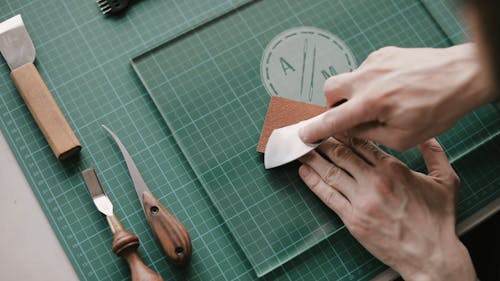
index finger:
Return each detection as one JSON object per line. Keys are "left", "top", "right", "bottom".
{"left": 299, "top": 98, "right": 375, "bottom": 143}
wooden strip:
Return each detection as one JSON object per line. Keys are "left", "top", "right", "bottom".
{"left": 11, "top": 63, "right": 81, "bottom": 159}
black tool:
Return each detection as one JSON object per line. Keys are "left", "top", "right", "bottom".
{"left": 96, "top": 0, "right": 130, "bottom": 15}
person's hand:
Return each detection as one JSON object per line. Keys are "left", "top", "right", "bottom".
{"left": 299, "top": 137, "right": 476, "bottom": 281}
{"left": 300, "top": 43, "right": 496, "bottom": 151}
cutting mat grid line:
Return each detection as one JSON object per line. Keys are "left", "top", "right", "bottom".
{"left": 1, "top": 0, "right": 498, "bottom": 280}
{"left": 421, "top": 0, "right": 468, "bottom": 44}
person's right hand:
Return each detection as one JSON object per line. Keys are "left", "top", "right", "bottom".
{"left": 300, "top": 43, "right": 496, "bottom": 151}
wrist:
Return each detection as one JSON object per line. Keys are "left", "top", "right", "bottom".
{"left": 397, "top": 238, "right": 476, "bottom": 281}
{"left": 454, "top": 43, "right": 497, "bottom": 107}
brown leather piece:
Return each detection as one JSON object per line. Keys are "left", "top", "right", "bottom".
{"left": 257, "top": 96, "right": 326, "bottom": 153}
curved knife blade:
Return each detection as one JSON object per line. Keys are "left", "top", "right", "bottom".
{"left": 101, "top": 125, "right": 150, "bottom": 210}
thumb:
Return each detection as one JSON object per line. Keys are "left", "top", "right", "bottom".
{"left": 300, "top": 99, "right": 373, "bottom": 143}
{"left": 419, "top": 138, "right": 454, "bottom": 178}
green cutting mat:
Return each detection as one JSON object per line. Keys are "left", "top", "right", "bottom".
{"left": 0, "top": 1, "right": 498, "bottom": 281}
{"left": 131, "top": 0, "right": 500, "bottom": 277}
{"left": 422, "top": 0, "right": 468, "bottom": 44}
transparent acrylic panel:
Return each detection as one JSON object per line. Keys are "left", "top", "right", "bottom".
{"left": 132, "top": 0, "right": 500, "bottom": 276}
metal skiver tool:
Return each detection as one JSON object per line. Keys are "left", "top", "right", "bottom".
{"left": 102, "top": 125, "right": 192, "bottom": 266}
{"left": 82, "top": 168, "right": 163, "bottom": 281}
{"left": 264, "top": 112, "right": 326, "bottom": 169}
{"left": 0, "top": 15, "right": 81, "bottom": 160}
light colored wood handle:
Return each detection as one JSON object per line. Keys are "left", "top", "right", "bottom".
{"left": 11, "top": 63, "right": 81, "bottom": 160}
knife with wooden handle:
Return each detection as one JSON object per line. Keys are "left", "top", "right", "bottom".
{"left": 0, "top": 15, "right": 81, "bottom": 160}
{"left": 102, "top": 125, "right": 192, "bottom": 266}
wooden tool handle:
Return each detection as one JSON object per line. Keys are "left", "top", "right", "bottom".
{"left": 108, "top": 215, "right": 164, "bottom": 281}
{"left": 142, "top": 191, "right": 192, "bottom": 266}
{"left": 11, "top": 63, "right": 81, "bottom": 160}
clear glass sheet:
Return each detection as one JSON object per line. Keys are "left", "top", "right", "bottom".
{"left": 132, "top": 0, "right": 500, "bottom": 276}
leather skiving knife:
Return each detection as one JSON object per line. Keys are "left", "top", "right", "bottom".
{"left": 264, "top": 112, "right": 326, "bottom": 169}
{"left": 0, "top": 15, "right": 81, "bottom": 159}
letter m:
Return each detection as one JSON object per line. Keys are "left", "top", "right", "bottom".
{"left": 321, "top": 65, "right": 337, "bottom": 79}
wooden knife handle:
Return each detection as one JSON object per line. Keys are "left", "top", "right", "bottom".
{"left": 142, "top": 191, "right": 192, "bottom": 266}
{"left": 108, "top": 215, "right": 164, "bottom": 281}
{"left": 11, "top": 63, "right": 81, "bottom": 160}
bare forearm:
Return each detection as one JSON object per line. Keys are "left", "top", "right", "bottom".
{"left": 451, "top": 43, "right": 497, "bottom": 109}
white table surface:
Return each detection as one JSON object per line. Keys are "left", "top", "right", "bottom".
{"left": 0, "top": 130, "right": 79, "bottom": 281}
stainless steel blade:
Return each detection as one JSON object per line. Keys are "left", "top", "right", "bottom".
{"left": 0, "top": 15, "right": 35, "bottom": 70}
{"left": 82, "top": 168, "right": 114, "bottom": 216}
{"left": 102, "top": 125, "right": 150, "bottom": 210}
{"left": 264, "top": 112, "right": 326, "bottom": 169}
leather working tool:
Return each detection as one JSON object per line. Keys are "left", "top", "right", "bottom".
{"left": 96, "top": 0, "right": 130, "bottom": 15}
{"left": 82, "top": 168, "right": 163, "bottom": 281}
{"left": 0, "top": 15, "right": 81, "bottom": 160}
{"left": 264, "top": 112, "right": 326, "bottom": 169}
{"left": 102, "top": 125, "right": 192, "bottom": 266}
{"left": 257, "top": 96, "right": 325, "bottom": 153}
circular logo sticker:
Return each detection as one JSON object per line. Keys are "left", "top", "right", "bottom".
{"left": 261, "top": 27, "right": 356, "bottom": 106}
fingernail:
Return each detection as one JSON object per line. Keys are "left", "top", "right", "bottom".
{"left": 299, "top": 165, "right": 310, "bottom": 177}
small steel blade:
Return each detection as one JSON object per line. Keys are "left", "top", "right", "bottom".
{"left": 0, "top": 15, "right": 36, "bottom": 70}
{"left": 82, "top": 168, "right": 114, "bottom": 216}
{"left": 264, "top": 112, "right": 325, "bottom": 169}
{"left": 102, "top": 125, "right": 150, "bottom": 210}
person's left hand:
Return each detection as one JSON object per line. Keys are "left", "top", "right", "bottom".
{"left": 299, "top": 137, "right": 475, "bottom": 281}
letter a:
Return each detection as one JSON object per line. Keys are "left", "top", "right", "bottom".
{"left": 280, "top": 57, "right": 295, "bottom": 75}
